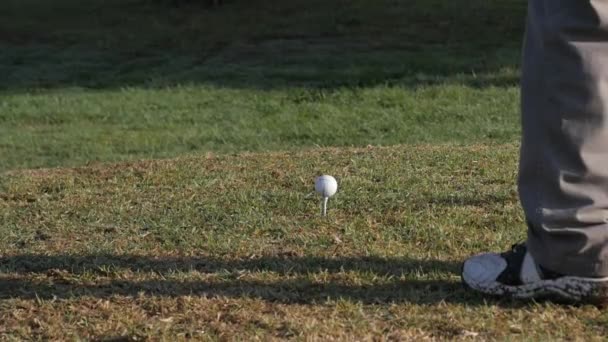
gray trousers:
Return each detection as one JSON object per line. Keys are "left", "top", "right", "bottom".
{"left": 521, "top": 0, "right": 608, "bottom": 277}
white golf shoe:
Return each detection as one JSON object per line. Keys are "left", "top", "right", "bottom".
{"left": 462, "top": 243, "right": 608, "bottom": 305}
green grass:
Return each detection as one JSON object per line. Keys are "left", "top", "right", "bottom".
{"left": 0, "top": 0, "right": 525, "bottom": 171}
{"left": 2, "top": 145, "right": 608, "bottom": 340}
{"left": 2, "top": 0, "right": 583, "bottom": 340}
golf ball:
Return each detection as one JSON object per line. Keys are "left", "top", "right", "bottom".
{"left": 315, "top": 175, "right": 338, "bottom": 198}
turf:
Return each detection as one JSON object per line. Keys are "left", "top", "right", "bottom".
{"left": 3, "top": 0, "right": 589, "bottom": 340}
{"left": 2, "top": 145, "right": 608, "bottom": 340}
{"left": 0, "top": 0, "right": 524, "bottom": 172}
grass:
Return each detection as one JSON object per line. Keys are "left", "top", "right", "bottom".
{"left": 0, "top": 0, "right": 525, "bottom": 172}
{"left": 2, "top": 144, "right": 608, "bottom": 340}
{"left": 3, "top": 0, "right": 591, "bottom": 340}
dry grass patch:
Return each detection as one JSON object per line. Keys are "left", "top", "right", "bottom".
{"left": 2, "top": 144, "right": 607, "bottom": 340}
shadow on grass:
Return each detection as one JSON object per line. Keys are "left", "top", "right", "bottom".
{"left": 0, "top": 0, "right": 526, "bottom": 91}
{"left": 0, "top": 254, "right": 459, "bottom": 276}
{"left": 0, "top": 254, "right": 523, "bottom": 306}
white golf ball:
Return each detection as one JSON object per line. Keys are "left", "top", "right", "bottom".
{"left": 315, "top": 175, "right": 338, "bottom": 198}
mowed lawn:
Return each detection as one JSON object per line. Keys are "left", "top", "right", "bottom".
{"left": 1, "top": 0, "right": 523, "bottom": 172}
{"left": 5, "top": 0, "right": 604, "bottom": 341}
{"left": 2, "top": 145, "right": 608, "bottom": 340}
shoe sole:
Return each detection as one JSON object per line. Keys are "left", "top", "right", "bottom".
{"left": 462, "top": 272, "right": 608, "bottom": 306}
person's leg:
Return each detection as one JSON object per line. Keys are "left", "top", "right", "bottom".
{"left": 521, "top": 0, "right": 608, "bottom": 278}
{"left": 462, "top": 0, "right": 608, "bottom": 303}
